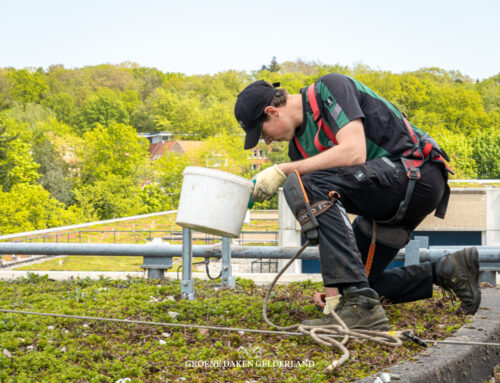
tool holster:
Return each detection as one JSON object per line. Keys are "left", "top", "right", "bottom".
{"left": 283, "top": 171, "right": 337, "bottom": 245}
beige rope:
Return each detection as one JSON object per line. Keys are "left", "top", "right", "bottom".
{"left": 262, "top": 241, "right": 402, "bottom": 373}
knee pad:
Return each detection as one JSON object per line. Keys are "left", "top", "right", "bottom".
{"left": 353, "top": 216, "right": 411, "bottom": 249}
{"left": 283, "top": 172, "right": 319, "bottom": 244}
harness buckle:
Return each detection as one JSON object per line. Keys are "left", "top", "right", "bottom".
{"left": 401, "top": 158, "right": 421, "bottom": 180}
{"left": 408, "top": 168, "right": 421, "bottom": 180}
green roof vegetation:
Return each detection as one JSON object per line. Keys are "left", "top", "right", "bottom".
{"left": 0, "top": 275, "right": 467, "bottom": 382}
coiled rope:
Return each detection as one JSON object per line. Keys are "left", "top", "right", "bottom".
{"left": 262, "top": 240, "right": 402, "bottom": 373}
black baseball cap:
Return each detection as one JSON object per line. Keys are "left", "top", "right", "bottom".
{"left": 234, "top": 80, "right": 281, "bottom": 149}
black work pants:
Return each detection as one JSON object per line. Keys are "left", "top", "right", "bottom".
{"left": 300, "top": 157, "right": 447, "bottom": 304}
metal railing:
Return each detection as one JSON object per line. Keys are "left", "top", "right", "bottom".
{"left": 5, "top": 230, "right": 279, "bottom": 245}
{"left": 0, "top": 229, "right": 498, "bottom": 299}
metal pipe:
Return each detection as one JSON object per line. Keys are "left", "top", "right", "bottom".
{"left": 0, "top": 242, "right": 499, "bottom": 262}
{"left": 181, "top": 228, "right": 194, "bottom": 300}
{"left": 221, "top": 237, "right": 235, "bottom": 288}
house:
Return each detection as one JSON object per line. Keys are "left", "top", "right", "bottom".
{"left": 147, "top": 140, "right": 204, "bottom": 161}
{"left": 138, "top": 131, "right": 174, "bottom": 144}
{"left": 248, "top": 145, "right": 275, "bottom": 171}
{"left": 140, "top": 132, "right": 271, "bottom": 171}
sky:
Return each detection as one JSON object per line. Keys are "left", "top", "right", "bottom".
{"left": 0, "top": 0, "right": 498, "bottom": 80}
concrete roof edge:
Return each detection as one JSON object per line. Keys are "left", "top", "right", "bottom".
{"left": 355, "top": 288, "right": 500, "bottom": 383}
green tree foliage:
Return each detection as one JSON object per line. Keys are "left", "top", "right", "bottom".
{"left": 155, "top": 151, "right": 193, "bottom": 207}
{"left": 42, "top": 92, "right": 76, "bottom": 125}
{"left": 191, "top": 134, "right": 252, "bottom": 176}
{"left": 0, "top": 71, "right": 13, "bottom": 110}
{"left": 75, "top": 122, "right": 156, "bottom": 218}
{"left": 430, "top": 130, "right": 477, "bottom": 179}
{"left": 260, "top": 56, "right": 281, "bottom": 72}
{"left": 73, "top": 174, "right": 146, "bottom": 220}
{"left": 5, "top": 69, "right": 48, "bottom": 104}
{"left": 471, "top": 126, "right": 500, "bottom": 179}
{"left": 0, "top": 139, "right": 40, "bottom": 190}
{"left": 32, "top": 135, "right": 74, "bottom": 205}
{"left": 0, "top": 126, "right": 17, "bottom": 188}
{"left": 78, "top": 89, "right": 129, "bottom": 132}
{"left": 79, "top": 122, "right": 149, "bottom": 183}
{"left": 0, "top": 61, "right": 496, "bottom": 227}
{"left": 0, "top": 184, "right": 84, "bottom": 234}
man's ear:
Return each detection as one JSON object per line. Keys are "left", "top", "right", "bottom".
{"left": 263, "top": 106, "right": 279, "bottom": 118}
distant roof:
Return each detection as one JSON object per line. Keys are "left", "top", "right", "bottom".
{"left": 147, "top": 140, "right": 204, "bottom": 160}
{"left": 149, "top": 141, "right": 176, "bottom": 160}
{"left": 138, "top": 131, "right": 173, "bottom": 138}
{"left": 172, "top": 141, "right": 204, "bottom": 154}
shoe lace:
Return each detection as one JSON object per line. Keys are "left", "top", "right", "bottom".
{"left": 335, "top": 295, "right": 347, "bottom": 313}
{"left": 440, "top": 286, "right": 458, "bottom": 310}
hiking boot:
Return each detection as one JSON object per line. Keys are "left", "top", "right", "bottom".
{"left": 436, "top": 247, "right": 481, "bottom": 315}
{"left": 301, "top": 287, "right": 390, "bottom": 330}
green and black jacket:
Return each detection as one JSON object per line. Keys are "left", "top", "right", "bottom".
{"left": 288, "top": 73, "right": 426, "bottom": 162}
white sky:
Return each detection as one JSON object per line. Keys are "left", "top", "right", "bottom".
{"left": 0, "top": 0, "right": 498, "bottom": 79}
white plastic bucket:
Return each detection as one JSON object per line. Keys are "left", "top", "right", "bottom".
{"left": 176, "top": 167, "right": 254, "bottom": 238}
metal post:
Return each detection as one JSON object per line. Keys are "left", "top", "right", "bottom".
{"left": 180, "top": 228, "right": 194, "bottom": 300}
{"left": 479, "top": 270, "right": 497, "bottom": 286}
{"left": 221, "top": 237, "right": 235, "bottom": 288}
{"left": 404, "top": 236, "right": 429, "bottom": 266}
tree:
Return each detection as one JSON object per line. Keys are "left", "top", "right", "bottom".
{"left": 32, "top": 135, "right": 74, "bottom": 205}
{"left": 0, "top": 72, "right": 13, "bottom": 110}
{"left": 78, "top": 89, "right": 129, "bottom": 133}
{"left": 79, "top": 122, "right": 150, "bottom": 183}
{"left": 191, "top": 134, "right": 252, "bottom": 176}
{"left": 155, "top": 151, "right": 193, "bottom": 207}
{"left": 42, "top": 92, "right": 76, "bottom": 125}
{"left": 6, "top": 69, "right": 48, "bottom": 104}
{"left": 73, "top": 174, "right": 146, "bottom": 220}
{"left": 471, "top": 126, "right": 500, "bottom": 179}
{"left": 431, "top": 130, "right": 477, "bottom": 179}
{"left": 0, "top": 184, "right": 84, "bottom": 234}
{"left": 0, "top": 126, "right": 17, "bottom": 188}
{"left": 76, "top": 122, "right": 153, "bottom": 218}
{"left": 0, "top": 138, "right": 39, "bottom": 191}
{"left": 260, "top": 57, "right": 281, "bottom": 72}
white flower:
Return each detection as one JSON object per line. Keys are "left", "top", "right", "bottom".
{"left": 47, "top": 326, "right": 55, "bottom": 330}
{"left": 161, "top": 332, "right": 171, "bottom": 338}
{"left": 168, "top": 311, "right": 179, "bottom": 319}
{"left": 159, "top": 339, "right": 167, "bottom": 345}
{"left": 2, "top": 349, "right": 12, "bottom": 358}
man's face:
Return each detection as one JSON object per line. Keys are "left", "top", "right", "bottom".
{"left": 260, "top": 107, "right": 295, "bottom": 145}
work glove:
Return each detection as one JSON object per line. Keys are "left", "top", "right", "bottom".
{"left": 313, "top": 292, "right": 341, "bottom": 314}
{"left": 251, "top": 164, "right": 286, "bottom": 202}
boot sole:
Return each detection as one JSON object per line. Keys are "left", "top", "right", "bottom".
{"left": 350, "top": 320, "right": 390, "bottom": 332}
{"left": 301, "top": 317, "right": 390, "bottom": 331}
{"left": 463, "top": 247, "right": 481, "bottom": 315}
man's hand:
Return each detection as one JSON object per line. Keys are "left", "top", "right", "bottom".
{"left": 313, "top": 292, "right": 326, "bottom": 308}
{"left": 251, "top": 164, "right": 286, "bottom": 201}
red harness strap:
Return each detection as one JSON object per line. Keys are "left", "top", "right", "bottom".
{"left": 294, "top": 85, "right": 338, "bottom": 158}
